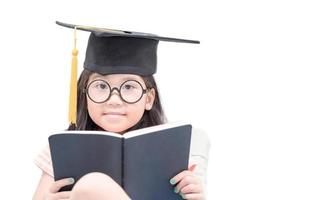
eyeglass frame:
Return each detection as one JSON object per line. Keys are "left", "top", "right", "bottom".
{"left": 83, "top": 79, "right": 150, "bottom": 104}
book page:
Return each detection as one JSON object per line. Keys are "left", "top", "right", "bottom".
{"left": 50, "top": 121, "right": 190, "bottom": 139}
{"left": 123, "top": 121, "right": 190, "bottom": 139}
{"left": 52, "top": 130, "right": 123, "bottom": 138}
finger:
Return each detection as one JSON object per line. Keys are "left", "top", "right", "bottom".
{"left": 180, "top": 183, "right": 202, "bottom": 194}
{"left": 188, "top": 164, "right": 197, "bottom": 172}
{"left": 50, "top": 178, "right": 75, "bottom": 193}
{"left": 54, "top": 191, "right": 71, "bottom": 199}
{"left": 170, "top": 170, "right": 193, "bottom": 185}
{"left": 174, "top": 176, "right": 199, "bottom": 193}
{"left": 180, "top": 192, "right": 204, "bottom": 200}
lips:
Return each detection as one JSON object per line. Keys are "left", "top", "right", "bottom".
{"left": 103, "top": 112, "right": 126, "bottom": 116}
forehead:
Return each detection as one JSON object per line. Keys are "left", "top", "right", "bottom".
{"left": 89, "top": 73, "right": 145, "bottom": 83}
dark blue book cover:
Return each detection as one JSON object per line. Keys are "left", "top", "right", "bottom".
{"left": 49, "top": 122, "right": 192, "bottom": 200}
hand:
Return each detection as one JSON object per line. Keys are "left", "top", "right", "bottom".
{"left": 170, "top": 170, "right": 204, "bottom": 200}
{"left": 44, "top": 178, "right": 74, "bottom": 200}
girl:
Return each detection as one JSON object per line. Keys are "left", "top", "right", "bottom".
{"left": 33, "top": 22, "right": 210, "bottom": 200}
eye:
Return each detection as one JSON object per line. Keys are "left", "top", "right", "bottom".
{"left": 123, "top": 84, "right": 135, "bottom": 90}
{"left": 98, "top": 83, "right": 107, "bottom": 89}
{"left": 91, "top": 81, "right": 109, "bottom": 90}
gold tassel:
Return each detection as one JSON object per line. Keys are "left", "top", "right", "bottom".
{"left": 69, "top": 27, "right": 78, "bottom": 125}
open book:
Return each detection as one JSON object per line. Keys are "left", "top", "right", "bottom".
{"left": 49, "top": 122, "right": 192, "bottom": 200}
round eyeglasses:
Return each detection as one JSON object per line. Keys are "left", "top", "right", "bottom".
{"left": 85, "top": 79, "right": 149, "bottom": 104}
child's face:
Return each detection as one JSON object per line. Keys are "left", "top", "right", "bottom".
{"left": 86, "top": 73, "right": 155, "bottom": 133}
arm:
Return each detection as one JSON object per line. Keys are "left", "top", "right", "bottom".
{"left": 33, "top": 172, "right": 54, "bottom": 200}
{"left": 33, "top": 145, "right": 74, "bottom": 200}
{"left": 32, "top": 172, "right": 73, "bottom": 200}
{"left": 171, "top": 128, "right": 210, "bottom": 200}
{"left": 170, "top": 169, "right": 205, "bottom": 200}
{"left": 190, "top": 128, "right": 211, "bottom": 195}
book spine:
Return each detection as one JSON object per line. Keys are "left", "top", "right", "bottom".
{"left": 121, "top": 137, "right": 124, "bottom": 188}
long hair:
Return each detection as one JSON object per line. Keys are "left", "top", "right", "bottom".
{"left": 67, "top": 69, "right": 166, "bottom": 131}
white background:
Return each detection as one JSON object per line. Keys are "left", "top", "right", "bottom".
{"left": 0, "top": 0, "right": 308, "bottom": 199}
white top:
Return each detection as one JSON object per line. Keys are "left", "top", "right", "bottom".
{"left": 189, "top": 128, "right": 211, "bottom": 198}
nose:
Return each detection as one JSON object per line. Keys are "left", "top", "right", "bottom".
{"left": 106, "top": 88, "right": 123, "bottom": 105}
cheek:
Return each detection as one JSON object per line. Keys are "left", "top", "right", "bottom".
{"left": 87, "top": 99, "right": 101, "bottom": 119}
{"left": 126, "top": 100, "right": 147, "bottom": 120}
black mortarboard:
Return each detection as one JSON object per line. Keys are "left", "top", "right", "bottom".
{"left": 56, "top": 21, "right": 200, "bottom": 76}
{"left": 56, "top": 21, "right": 199, "bottom": 126}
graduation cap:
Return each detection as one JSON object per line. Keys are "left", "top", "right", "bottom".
{"left": 55, "top": 21, "right": 200, "bottom": 126}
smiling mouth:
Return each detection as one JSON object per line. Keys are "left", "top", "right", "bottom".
{"left": 103, "top": 112, "right": 126, "bottom": 116}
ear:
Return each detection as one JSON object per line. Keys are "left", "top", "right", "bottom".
{"left": 145, "top": 88, "right": 155, "bottom": 110}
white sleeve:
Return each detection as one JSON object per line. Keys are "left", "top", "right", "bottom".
{"left": 34, "top": 144, "right": 54, "bottom": 177}
{"left": 189, "top": 128, "right": 211, "bottom": 199}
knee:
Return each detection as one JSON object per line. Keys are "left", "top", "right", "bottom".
{"left": 75, "top": 172, "right": 116, "bottom": 189}
{"left": 71, "top": 172, "right": 117, "bottom": 199}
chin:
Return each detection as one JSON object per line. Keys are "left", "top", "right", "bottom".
{"left": 97, "top": 119, "right": 140, "bottom": 134}
{"left": 103, "top": 125, "right": 129, "bottom": 134}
